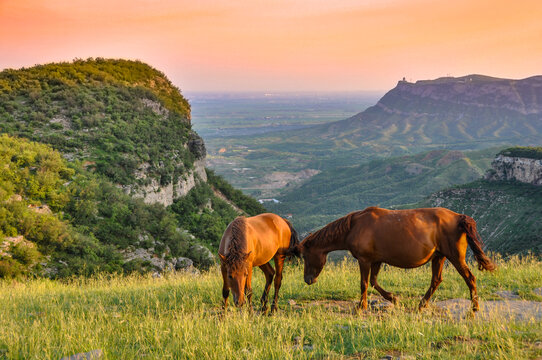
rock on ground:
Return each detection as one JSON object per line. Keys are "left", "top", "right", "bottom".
{"left": 435, "top": 298, "right": 542, "bottom": 321}
{"left": 60, "top": 349, "right": 103, "bottom": 360}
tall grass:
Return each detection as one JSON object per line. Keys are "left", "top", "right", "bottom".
{"left": 1, "top": 256, "right": 541, "bottom": 359}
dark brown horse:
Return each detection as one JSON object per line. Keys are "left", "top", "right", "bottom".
{"left": 218, "top": 213, "right": 299, "bottom": 312}
{"left": 293, "top": 207, "right": 495, "bottom": 312}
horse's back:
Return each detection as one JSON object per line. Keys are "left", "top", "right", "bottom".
{"left": 246, "top": 213, "right": 291, "bottom": 265}
{"left": 350, "top": 207, "right": 461, "bottom": 267}
{"left": 246, "top": 213, "right": 291, "bottom": 245}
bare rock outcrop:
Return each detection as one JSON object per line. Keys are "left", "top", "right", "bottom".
{"left": 486, "top": 155, "right": 542, "bottom": 185}
{"left": 128, "top": 159, "right": 207, "bottom": 207}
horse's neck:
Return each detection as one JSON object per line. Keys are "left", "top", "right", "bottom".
{"left": 316, "top": 236, "right": 348, "bottom": 254}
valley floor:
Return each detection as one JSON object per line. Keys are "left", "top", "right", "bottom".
{"left": 1, "top": 256, "right": 541, "bottom": 359}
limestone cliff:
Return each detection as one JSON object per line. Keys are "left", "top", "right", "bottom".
{"left": 130, "top": 158, "right": 208, "bottom": 206}
{"left": 486, "top": 148, "right": 542, "bottom": 185}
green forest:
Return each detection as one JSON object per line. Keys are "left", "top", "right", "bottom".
{"left": 0, "top": 59, "right": 265, "bottom": 278}
{"left": 0, "top": 58, "right": 197, "bottom": 187}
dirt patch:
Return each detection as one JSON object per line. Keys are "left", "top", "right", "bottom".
{"left": 434, "top": 298, "right": 542, "bottom": 321}
{"left": 289, "top": 297, "right": 394, "bottom": 315}
{"left": 288, "top": 297, "right": 541, "bottom": 322}
{"left": 258, "top": 169, "right": 320, "bottom": 190}
{"left": 495, "top": 290, "right": 520, "bottom": 299}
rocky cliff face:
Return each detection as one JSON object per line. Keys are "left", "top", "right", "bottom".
{"left": 486, "top": 155, "right": 542, "bottom": 185}
{"left": 129, "top": 158, "right": 208, "bottom": 206}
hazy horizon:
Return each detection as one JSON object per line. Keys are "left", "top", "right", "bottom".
{"left": 2, "top": 0, "right": 541, "bottom": 92}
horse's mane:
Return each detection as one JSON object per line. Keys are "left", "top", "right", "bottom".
{"left": 301, "top": 213, "right": 353, "bottom": 248}
{"left": 225, "top": 217, "right": 248, "bottom": 271}
{"left": 301, "top": 211, "right": 359, "bottom": 249}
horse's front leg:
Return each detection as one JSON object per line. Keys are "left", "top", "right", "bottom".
{"left": 245, "top": 266, "right": 254, "bottom": 312}
{"left": 221, "top": 263, "right": 230, "bottom": 311}
{"left": 259, "top": 262, "right": 275, "bottom": 313}
{"left": 357, "top": 259, "right": 371, "bottom": 311}
{"left": 370, "top": 262, "right": 397, "bottom": 304}
{"left": 270, "top": 255, "right": 285, "bottom": 313}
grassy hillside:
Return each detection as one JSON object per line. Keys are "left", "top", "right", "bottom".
{"left": 0, "top": 58, "right": 196, "bottom": 187}
{"left": 0, "top": 134, "right": 212, "bottom": 277}
{"left": 0, "top": 59, "right": 266, "bottom": 277}
{"left": 267, "top": 148, "right": 498, "bottom": 233}
{"left": 416, "top": 180, "right": 542, "bottom": 255}
{"left": 1, "top": 258, "right": 541, "bottom": 359}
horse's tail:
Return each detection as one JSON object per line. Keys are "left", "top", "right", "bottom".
{"left": 458, "top": 214, "right": 496, "bottom": 271}
{"left": 283, "top": 218, "right": 300, "bottom": 258}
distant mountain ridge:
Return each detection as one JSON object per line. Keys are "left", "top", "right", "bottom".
{"left": 309, "top": 74, "right": 542, "bottom": 149}
{"left": 393, "top": 75, "right": 542, "bottom": 115}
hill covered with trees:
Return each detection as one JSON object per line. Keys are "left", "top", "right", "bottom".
{"left": 0, "top": 59, "right": 265, "bottom": 278}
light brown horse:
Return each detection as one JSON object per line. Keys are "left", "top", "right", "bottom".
{"left": 293, "top": 207, "right": 495, "bottom": 312}
{"left": 218, "top": 213, "right": 299, "bottom": 312}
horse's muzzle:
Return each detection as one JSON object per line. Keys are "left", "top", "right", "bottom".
{"left": 304, "top": 275, "right": 317, "bottom": 285}
{"left": 233, "top": 294, "right": 244, "bottom": 307}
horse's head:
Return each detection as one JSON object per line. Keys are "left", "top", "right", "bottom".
{"left": 296, "top": 243, "right": 326, "bottom": 285}
{"left": 219, "top": 252, "right": 251, "bottom": 307}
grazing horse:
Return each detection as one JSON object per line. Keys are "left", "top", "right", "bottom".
{"left": 293, "top": 207, "right": 495, "bottom": 312}
{"left": 219, "top": 213, "right": 299, "bottom": 312}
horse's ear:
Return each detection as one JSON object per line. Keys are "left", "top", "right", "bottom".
{"left": 218, "top": 253, "right": 226, "bottom": 262}
{"left": 286, "top": 243, "right": 302, "bottom": 258}
{"left": 295, "top": 243, "right": 303, "bottom": 257}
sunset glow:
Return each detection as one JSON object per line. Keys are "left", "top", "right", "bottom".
{"left": 1, "top": 0, "right": 541, "bottom": 91}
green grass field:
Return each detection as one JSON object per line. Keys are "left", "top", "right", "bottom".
{"left": 1, "top": 257, "right": 541, "bottom": 359}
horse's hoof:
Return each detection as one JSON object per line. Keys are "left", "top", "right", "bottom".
{"left": 355, "top": 302, "right": 368, "bottom": 312}
{"left": 418, "top": 300, "right": 428, "bottom": 311}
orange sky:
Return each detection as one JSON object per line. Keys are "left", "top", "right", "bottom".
{"left": 1, "top": 0, "right": 541, "bottom": 91}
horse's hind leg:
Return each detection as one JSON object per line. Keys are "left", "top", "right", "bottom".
{"left": 259, "top": 262, "right": 275, "bottom": 312}
{"left": 370, "top": 262, "right": 397, "bottom": 304}
{"left": 271, "top": 255, "right": 285, "bottom": 313}
{"left": 221, "top": 263, "right": 230, "bottom": 311}
{"left": 418, "top": 254, "right": 445, "bottom": 310}
{"left": 449, "top": 257, "right": 479, "bottom": 312}
{"left": 357, "top": 260, "right": 371, "bottom": 311}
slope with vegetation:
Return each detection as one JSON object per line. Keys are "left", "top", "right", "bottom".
{"left": 0, "top": 134, "right": 188, "bottom": 277}
{"left": 418, "top": 180, "right": 542, "bottom": 254}
{"left": 0, "top": 59, "right": 265, "bottom": 277}
{"left": 268, "top": 148, "right": 498, "bottom": 233}
{"left": 415, "top": 146, "right": 542, "bottom": 254}
{"left": 0, "top": 58, "right": 200, "bottom": 195}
